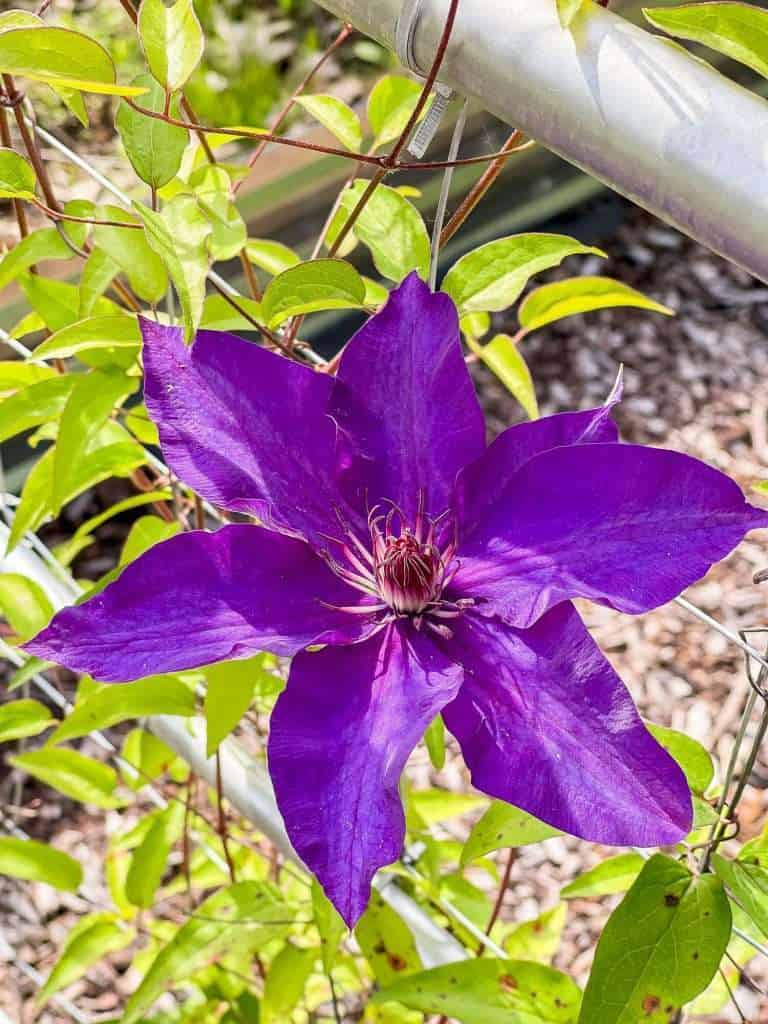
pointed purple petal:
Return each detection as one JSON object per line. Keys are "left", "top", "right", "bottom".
{"left": 330, "top": 273, "right": 485, "bottom": 520}
{"left": 442, "top": 605, "right": 692, "bottom": 846}
{"left": 268, "top": 621, "right": 463, "bottom": 926}
{"left": 456, "top": 400, "right": 619, "bottom": 531}
{"left": 141, "top": 320, "right": 358, "bottom": 544}
{"left": 454, "top": 442, "right": 768, "bottom": 628}
{"left": 26, "top": 526, "right": 370, "bottom": 681}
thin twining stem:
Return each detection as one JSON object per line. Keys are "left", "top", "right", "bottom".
{"left": 28, "top": 197, "right": 143, "bottom": 229}
{"left": 235, "top": 21, "right": 354, "bottom": 193}
{"left": 0, "top": 103, "right": 30, "bottom": 240}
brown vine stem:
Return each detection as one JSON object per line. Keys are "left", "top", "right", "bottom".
{"left": 234, "top": 21, "right": 354, "bottom": 195}
{"left": 2, "top": 76, "right": 61, "bottom": 213}
{"left": 327, "top": 0, "right": 462, "bottom": 259}
{"left": 215, "top": 750, "right": 237, "bottom": 884}
{"left": 0, "top": 103, "right": 31, "bottom": 241}
{"left": 29, "top": 198, "right": 144, "bottom": 230}
{"left": 439, "top": 129, "right": 527, "bottom": 247}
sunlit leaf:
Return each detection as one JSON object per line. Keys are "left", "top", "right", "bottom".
{"left": 245, "top": 238, "right": 300, "bottom": 277}
{"left": 475, "top": 333, "right": 538, "bottom": 419}
{"left": 312, "top": 879, "right": 346, "bottom": 973}
{"left": 712, "top": 853, "right": 768, "bottom": 939}
{"left": 94, "top": 207, "right": 168, "bottom": 303}
{"left": 409, "top": 789, "right": 486, "bottom": 827}
{"left": 134, "top": 194, "right": 212, "bottom": 339}
{"left": 10, "top": 748, "right": 121, "bottom": 809}
{"left": 138, "top": 0, "right": 205, "bottom": 92}
{"left": 122, "top": 881, "right": 294, "bottom": 1024}
{"left": 0, "top": 836, "right": 82, "bottom": 892}
{"left": 120, "top": 515, "right": 181, "bottom": 566}
{"left": 462, "top": 801, "right": 561, "bottom": 865}
{"left": 647, "top": 722, "right": 714, "bottom": 794}
{"left": 49, "top": 676, "right": 195, "bottom": 744}
{"left": 518, "top": 276, "right": 672, "bottom": 332}
{"left": 126, "top": 803, "right": 185, "bottom": 908}
{"left": 296, "top": 93, "right": 362, "bottom": 152}
{"left": 374, "top": 959, "right": 582, "bottom": 1023}
{"left": 561, "top": 853, "right": 645, "bottom": 899}
{"left": 116, "top": 75, "right": 189, "bottom": 189}
{"left": 21, "top": 274, "right": 122, "bottom": 331}
{"left": 204, "top": 656, "right": 262, "bottom": 756}
{"left": 644, "top": 2, "right": 768, "bottom": 79}
{"left": 38, "top": 913, "right": 134, "bottom": 1006}
{"left": 262, "top": 942, "right": 317, "bottom": 1023}
{"left": 424, "top": 714, "right": 445, "bottom": 771}
{"left": 0, "top": 27, "right": 146, "bottom": 95}
{"left": 356, "top": 894, "right": 423, "bottom": 985}
{"left": 367, "top": 75, "right": 424, "bottom": 151}
{"left": 0, "top": 227, "right": 76, "bottom": 289}
{"left": 0, "top": 699, "right": 53, "bottom": 743}
{"left": 334, "top": 179, "right": 430, "bottom": 282}
{"left": 579, "top": 854, "right": 731, "bottom": 1023}
{"left": 504, "top": 903, "right": 567, "bottom": 964}
{"left": 191, "top": 165, "right": 247, "bottom": 261}
{"left": 261, "top": 258, "right": 367, "bottom": 328}
{"left": 0, "top": 573, "right": 53, "bottom": 640}
{"left": 121, "top": 728, "right": 180, "bottom": 791}
{"left": 441, "top": 234, "right": 604, "bottom": 314}
{"left": 200, "top": 293, "right": 264, "bottom": 332}
{"left": 32, "top": 316, "right": 140, "bottom": 363}
{"left": 0, "top": 146, "right": 36, "bottom": 200}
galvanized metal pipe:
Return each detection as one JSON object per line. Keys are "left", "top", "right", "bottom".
{"left": 316, "top": 0, "right": 768, "bottom": 282}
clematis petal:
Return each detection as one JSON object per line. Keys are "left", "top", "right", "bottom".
{"left": 330, "top": 272, "right": 485, "bottom": 520}
{"left": 268, "top": 621, "right": 463, "bottom": 926}
{"left": 26, "top": 525, "right": 370, "bottom": 681}
{"left": 441, "top": 605, "right": 692, "bottom": 846}
{"left": 141, "top": 320, "right": 358, "bottom": 544}
{"left": 456, "top": 400, "right": 619, "bottom": 530}
{"left": 454, "top": 442, "right": 768, "bottom": 628}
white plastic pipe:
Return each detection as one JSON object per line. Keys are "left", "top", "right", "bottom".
{"left": 316, "top": 0, "right": 768, "bottom": 282}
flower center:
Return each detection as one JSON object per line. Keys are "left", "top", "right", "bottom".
{"left": 375, "top": 532, "right": 442, "bottom": 615}
{"left": 321, "top": 494, "right": 473, "bottom": 639}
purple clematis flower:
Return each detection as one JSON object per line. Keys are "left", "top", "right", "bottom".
{"left": 27, "top": 272, "right": 768, "bottom": 926}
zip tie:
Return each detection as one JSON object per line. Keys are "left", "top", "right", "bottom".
{"left": 395, "top": 0, "right": 457, "bottom": 159}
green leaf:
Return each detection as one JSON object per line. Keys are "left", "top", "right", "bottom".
{"left": 121, "top": 728, "right": 179, "bottom": 790}
{"left": 200, "top": 293, "right": 264, "bottom": 332}
{"left": 138, "top": 0, "right": 205, "bottom": 92}
{"left": 462, "top": 801, "right": 561, "bottom": 865}
{"left": 356, "top": 894, "right": 423, "bottom": 985}
{"left": 10, "top": 748, "right": 121, "bottom": 809}
{"left": 49, "top": 676, "right": 195, "bottom": 744}
{"left": 53, "top": 370, "right": 138, "bottom": 507}
{"left": 0, "top": 374, "right": 74, "bottom": 443}
{"left": 0, "top": 146, "right": 36, "bottom": 200}
{"left": 441, "top": 234, "right": 604, "bottom": 314}
{"left": 475, "top": 333, "right": 538, "bottom": 419}
{"left": 93, "top": 207, "right": 169, "bottom": 303}
{"left": 262, "top": 942, "right": 316, "bottom": 1023}
{"left": 120, "top": 515, "right": 181, "bottom": 566}
{"left": 336, "top": 179, "right": 430, "bottom": 282}
{"left": 0, "top": 360, "right": 55, "bottom": 393}
{"left": 409, "top": 789, "right": 486, "bottom": 827}
{"left": 204, "top": 657, "right": 262, "bottom": 756}
{"left": 134, "top": 194, "right": 212, "bottom": 340}
{"left": 38, "top": 913, "right": 134, "bottom": 1007}
{"left": 754, "top": 479, "right": 768, "bottom": 496}
{"left": 0, "top": 573, "right": 53, "bottom": 640}
{"left": 32, "top": 315, "right": 141, "bottom": 363}
{"left": 116, "top": 74, "right": 189, "bottom": 189}
{"left": 504, "top": 903, "right": 567, "bottom": 963}
{"left": 459, "top": 310, "right": 491, "bottom": 343}
{"left": 312, "top": 878, "right": 346, "bottom": 973}
{"left": 21, "top": 274, "right": 122, "bottom": 331}
{"left": 424, "top": 714, "right": 445, "bottom": 771}
{"left": 561, "top": 853, "right": 645, "bottom": 899}
{"left": 518, "top": 276, "right": 673, "bottom": 332}
{"left": 367, "top": 75, "right": 424, "bottom": 151}
{"left": 122, "top": 881, "right": 293, "bottom": 1024}
{"left": 557, "top": 0, "right": 587, "bottom": 27}
{"left": 0, "top": 836, "right": 82, "bottom": 892}
{"left": 296, "top": 93, "right": 363, "bottom": 152}
{"left": 0, "top": 699, "right": 53, "bottom": 743}
{"left": 80, "top": 248, "right": 119, "bottom": 318}
{"left": 712, "top": 852, "right": 768, "bottom": 939}
{"left": 0, "top": 27, "right": 146, "bottom": 95}
{"left": 55, "top": 490, "right": 172, "bottom": 567}
{"left": 7, "top": 446, "right": 55, "bottom": 552}
{"left": 261, "top": 258, "right": 367, "bottom": 328}
{"left": 0, "top": 11, "right": 42, "bottom": 31}
{"left": 126, "top": 803, "right": 185, "bottom": 908}
{"left": 647, "top": 722, "right": 714, "bottom": 794}
{"left": 191, "top": 165, "right": 247, "bottom": 261}
{"left": 0, "top": 227, "right": 76, "bottom": 289}
{"left": 579, "top": 854, "right": 731, "bottom": 1024}
{"left": 644, "top": 2, "right": 768, "bottom": 79}
{"left": 245, "top": 238, "right": 300, "bottom": 277}
{"left": 374, "top": 960, "right": 582, "bottom": 1023}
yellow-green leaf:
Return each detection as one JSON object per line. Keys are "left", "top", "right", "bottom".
{"left": 519, "top": 275, "right": 673, "bottom": 332}
{"left": 138, "top": 0, "right": 205, "bottom": 92}
{"left": 0, "top": 836, "right": 82, "bottom": 892}
{"left": 296, "top": 93, "right": 363, "bottom": 152}
{"left": 0, "top": 699, "right": 53, "bottom": 743}
{"left": 475, "top": 333, "right": 538, "bottom": 419}
{"left": 0, "top": 146, "right": 36, "bottom": 200}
